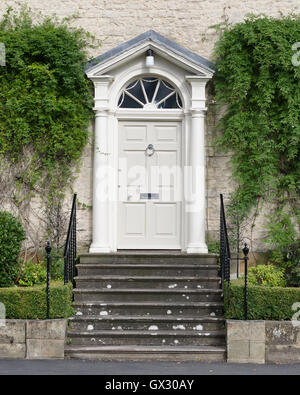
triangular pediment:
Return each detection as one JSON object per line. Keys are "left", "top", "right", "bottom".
{"left": 86, "top": 30, "right": 215, "bottom": 78}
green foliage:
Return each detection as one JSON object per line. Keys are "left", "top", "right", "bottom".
{"left": 207, "top": 241, "right": 220, "bottom": 266}
{"left": 246, "top": 264, "right": 286, "bottom": 287}
{"left": 224, "top": 281, "right": 300, "bottom": 320}
{"left": 0, "top": 211, "right": 26, "bottom": 287}
{"left": 207, "top": 241, "right": 220, "bottom": 254}
{"left": 214, "top": 15, "right": 300, "bottom": 215}
{"left": 46, "top": 248, "right": 65, "bottom": 282}
{"left": 213, "top": 16, "right": 300, "bottom": 280}
{"left": 17, "top": 247, "right": 65, "bottom": 286}
{"left": 265, "top": 211, "right": 300, "bottom": 286}
{"left": 0, "top": 281, "right": 74, "bottom": 319}
{"left": 18, "top": 261, "right": 47, "bottom": 287}
{"left": 0, "top": 7, "right": 93, "bottom": 231}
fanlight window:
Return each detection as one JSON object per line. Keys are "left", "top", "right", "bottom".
{"left": 118, "top": 78, "right": 183, "bottom": 109}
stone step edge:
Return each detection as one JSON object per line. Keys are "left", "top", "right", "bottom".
{"left": 73, "top": 301, "right": 224, "bottom": 307}
{"left": 68, "top": 330, "right": 226, "bottom": 337}
{"left": 80, "top": 252, "right": 218, "bottom": 258}
{"left": 65, "top": 345, "right": 225, "bottom": 353}
{"left": 74, "top": 275, "right": 220, "bottom": 281}
{"left": 73, "top": 288, "right": 222, "bottom": 294}
{"left": 69, "top": 315, "right": 224, "bottom": 322}
{"left": 76, "top": 264, "right": 218, "bottom": 268}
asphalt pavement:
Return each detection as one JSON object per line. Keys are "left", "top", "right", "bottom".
{"left": 0, "top": 359, "right": 299, "bottom": 375}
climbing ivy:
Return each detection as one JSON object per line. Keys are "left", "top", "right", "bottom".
{"left": 213, "top": 15, "right": 300, "bottom": 282}
{"left": 0, "top": 7, "right": 94, "bottom": 248}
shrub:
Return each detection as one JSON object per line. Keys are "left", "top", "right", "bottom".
{"left": 18, "top": 260, "right": 47, "bottom": 287}
{"left": 265, "top": 213, "right": 300, "bottom": 287}
{"left": 0, "top": 281, "right": 73, "bottom": 319}
{"left": 0, "top": 211, "right": 26, "bottom": 287}
{"left": 246, "top": 264, "right": 286, "bottom": 287}
{"left": 17, "top": 248, "right": 65, "bottom": 287}
{"left": 45, "top": 248, "right": 64, "bottom": 282}
{"left": 224, "top": 282, "right": 300, "bottom": 320}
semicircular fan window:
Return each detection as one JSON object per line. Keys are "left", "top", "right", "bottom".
{"left": 118, "top": 78, "right": 183, "bottom": 109}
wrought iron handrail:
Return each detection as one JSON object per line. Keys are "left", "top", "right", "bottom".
{"left": 64, "top": 193, "right": 77, "bottom": 285}
{"left": 220, "top": 194, "right": 250, "bottom": 319}
{"left": 220, "top": 194, "right": 231, "bottom": 287}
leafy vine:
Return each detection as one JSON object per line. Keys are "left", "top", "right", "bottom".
{"left": 0, "top": 7, "right": 95, "bottom": 255}
{"left": 213, "top": 15, "right": 300, "bottom": 283}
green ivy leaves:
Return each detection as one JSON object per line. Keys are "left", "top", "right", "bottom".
{"left": 0, "top": 211, "right": 26, "bottom": 287}
{"left": 214, "top": 15, "right": 300, "bottom": 221}
{"left": 0, "top": 8, "right": 93, "bottom": 205}
{"left": 214, "top": 16, "right": 300, "bottom": 284}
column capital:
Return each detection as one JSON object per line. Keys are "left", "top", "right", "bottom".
{"left": 186, "top": 76, "right": 211, "bottom": 86}
{"left": 89, "top": 75, "right": 114, "bottom": 109}
{"left": 186, "top": 76, "right": 210, "bottom": 111}
{"left": 190, "top": 108, "right": 207, "bottom": 117}
{"left": 93, "top": 107, "right": 109, "bottom": 116}
{"left": 89, "top": 75, "right": 114, "bottom": 85}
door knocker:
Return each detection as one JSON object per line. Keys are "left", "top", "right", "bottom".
{"left": 145, "top": 144, "right": 155, "bottom": 157}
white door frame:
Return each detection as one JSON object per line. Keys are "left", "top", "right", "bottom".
{"left": 86, "top": 43, "right": 213, "bottom": 254}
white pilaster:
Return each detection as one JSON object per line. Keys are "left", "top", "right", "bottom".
{"left": 89, "top": 76, "right": 114, "bottom": 253}
{"left": 186, "top": 76, "right": 209, "bottom": 254}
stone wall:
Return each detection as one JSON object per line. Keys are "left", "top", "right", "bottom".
{"left": 0, "top": 319, "right": 67, "bottom": 359}
{"left": 227, "top": 320, "right": 266, "bottom": 364}
{"left": 1, "top": 1, "right": 299, "bottom": 252}
{"left": 1, "top": 1, "right": 298, "bottom": 61}
{"left": 227, "top": 320, "right": 300, "bottom": 364}
{"left": 266, "top": 321, "right": 300, "bottom": 364}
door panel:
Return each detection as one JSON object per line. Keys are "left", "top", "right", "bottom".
{"left": 118, "top": 121, "right": 181, "bottom": 249}
{"left": 124, "top": 203, "right": 146, "bottom": 236}
{"left": 152, "top": 203, "right": 178, "bottom": 236}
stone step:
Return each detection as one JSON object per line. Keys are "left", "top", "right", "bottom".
{"left": 79, "top": 253, "right": 218, "bottom": 265}
{"left": 76, "top": 264, "right": 219, "bottom": 277}
{"left": 74, "top": 276, "right": 221, "bottom": 290}
{"left": 73, "top": 288, "right": 223, "bottom": 303}
{"left": 67, "top": 253, "right": 224, "bottom": 360}
{"left": 64, "top": 345, "right": 226, "bottom": 362}
{"left": 67, "top": 329, "right": 226, "bottom": 347}
{"left": 69, "top": 315, "right": 225, "bottom": 331}
{"left": 73, "top": 301, "right": 224, "bottom": 317}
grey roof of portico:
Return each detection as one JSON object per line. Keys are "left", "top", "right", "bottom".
{"left": 85, "top": 30, "right": 215, "bottom": 74}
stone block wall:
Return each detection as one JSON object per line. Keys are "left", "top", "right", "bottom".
{"left": 0, "top": 320, "right": 26, "bottom": 358}
{"left": 227, "top": 320, "right": 300, "bottom": 364}
{"left": 1, "top": 1, "right": 299, "bottom": 252}
{"left": 0, "top": 319, "right": 67, "bottom": 359}
{"left": 227, "top": 320, "right": 266, "bottom": 364}
{"left": 265, "top": 321, "right": 300, "bottom": 363}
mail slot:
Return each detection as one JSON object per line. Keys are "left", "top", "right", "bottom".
{"left": 140, "top": 193, "right": 159, "bottom": 200}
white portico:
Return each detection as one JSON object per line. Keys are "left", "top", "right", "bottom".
{"left": 85, "top": 30, "right": 215, "bottom": 254}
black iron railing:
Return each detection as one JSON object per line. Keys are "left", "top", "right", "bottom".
{"left": 45, "top": 241, "right": 51, "bottom": 319}
{"left": 220, "top": 194, "right": 250, "bottom": 319}
{"left": 220, "top": 194, "right": 231, "bottom": 288}
{"left": 64, "top": 194, "right": 77, "bottom": 285}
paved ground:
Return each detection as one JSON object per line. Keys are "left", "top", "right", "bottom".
{"left": 0, "top": 359, "right": 299, "bottom": 375}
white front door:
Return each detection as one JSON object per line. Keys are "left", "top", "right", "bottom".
{"left": 118, "top": 121, "right": 182, "bottom": 249}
